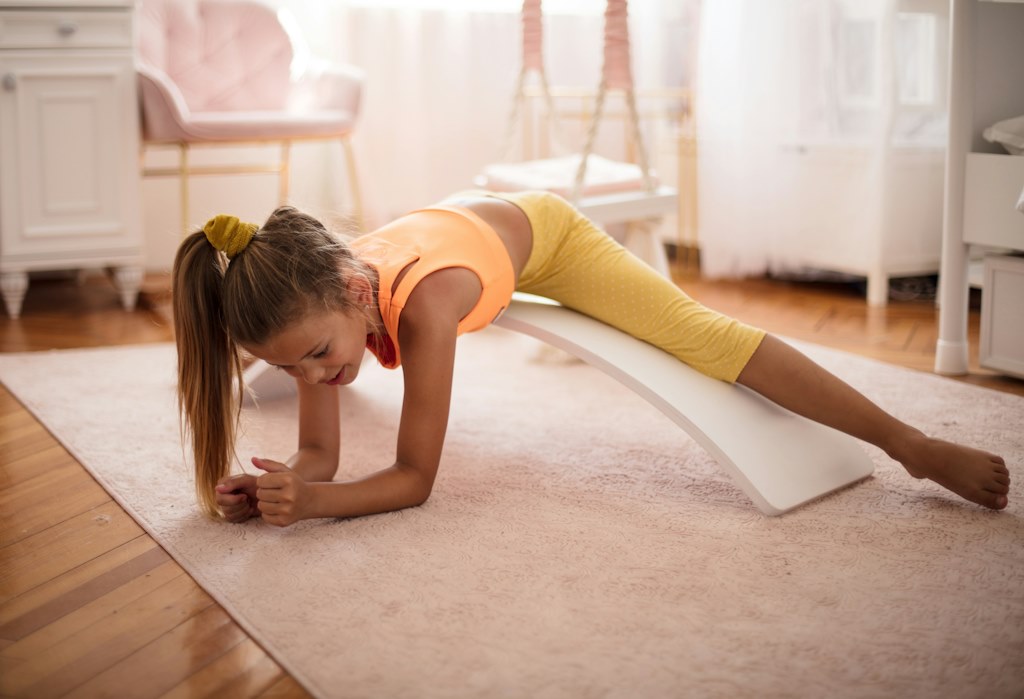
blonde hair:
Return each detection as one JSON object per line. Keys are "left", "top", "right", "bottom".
{"left": 172, "top": 206, "right": 377, "bottom": 518}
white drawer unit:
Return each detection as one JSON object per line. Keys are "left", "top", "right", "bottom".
{"left": 963, "top": 154, "right": 1024, "bottom": 250}
{"left": 0, "top": 0, "right": 142, "bottom": 319}
{"left": 980, "top": 254, "right": 1024, "bottom": 379}
{"left": 0, "top": 8, "right": 133, "bottom": 49}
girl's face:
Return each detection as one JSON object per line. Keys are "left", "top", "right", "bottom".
{"left": 243, "top": 307, "right": 370, "bottom": 387}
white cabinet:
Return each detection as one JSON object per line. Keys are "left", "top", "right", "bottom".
{"left": 936, "top": 0, "right": 1024, "bottom": 378}
{"left": 980, "top": 254, "right": 1024, "bottom": 377}
{"left": 962, "top": 153, "right": 1024, "bottom": 249}
{"left": 778, "top": 145, "right": 946, "bottom": 307}
{"left": 0, "top": 1, "right": 142, "bottom": 319}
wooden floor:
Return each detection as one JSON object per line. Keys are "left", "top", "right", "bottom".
{"left": 1, "top": 268, "right": 1021, "bottom": 699}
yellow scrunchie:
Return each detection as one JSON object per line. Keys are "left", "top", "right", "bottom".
{"left": 203, "top": 215, "right": 258, "bottom": 259}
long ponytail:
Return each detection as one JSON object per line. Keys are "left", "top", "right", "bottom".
{"left": 172, "top": 207, "right": 379, "bottom": 519}
{"left": 172, "top": 232, "right": 244, "bottom": 518}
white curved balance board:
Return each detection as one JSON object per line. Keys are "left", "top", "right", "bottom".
{"left": 495, "top": 294, "right": 874, "bottom": 515}
{"left": 242, "top": 359, "right": 296, "bottom": 405}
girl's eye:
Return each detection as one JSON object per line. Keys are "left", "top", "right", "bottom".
{"left": 313, "top": 346, "right": 329, "bottom": 359}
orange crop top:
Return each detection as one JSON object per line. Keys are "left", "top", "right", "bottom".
{"left": 350, "top": 206, "right": 516, "bottom": 369}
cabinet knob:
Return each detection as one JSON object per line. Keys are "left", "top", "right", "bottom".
{"left": 2, "top": 74, "right": 15, "bottom": 92}
{"left": 57, "top": 20, "right": 78, "bottom": 37}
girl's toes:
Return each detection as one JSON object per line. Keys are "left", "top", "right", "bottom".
{"left": 980, "top": 491, "right": 1008, "bottom": 510}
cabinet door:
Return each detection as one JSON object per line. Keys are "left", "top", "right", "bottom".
{"left": 0, "top": 52, "right": 140, "bottom": 261}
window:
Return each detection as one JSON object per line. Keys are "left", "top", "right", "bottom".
{"left": 896, "top": 12, "right": 938, "bottom": 106}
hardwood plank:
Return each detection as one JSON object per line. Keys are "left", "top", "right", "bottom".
{"left": 0, "top": 461, "right": 110, "bottom": 547}
{"left": 0, "top": 539, "right": 167, "bottom": 641}
{"left": 159, "top": 639, "right": 288, "bottom": 699}
{"left": 0, "top": 410, "right": 57, "bottom": 468}
{"left": 256, "top": 675, "right": 315, "bottom": 699}
{"left": 70, "top": 604, "right": 248, "bottom": 699}
{"left": 0, "top": 441, "right": 74, "bottom": 489}
{"left": 0, "top": 558, "right": 183, "bottom": 660}
{"left": 0, "top": 397, "right": 34, "bottom": 423}
{"left": 0, "top": 387, "right": 27, "bottom": 415}
{"left": 0, "top": 277, "right": 173, "bottom": 353}
{"left": 3, "top": 572, "right": 213, "bottom": 698}
{"left": 0, "top": 501, "right": 143, "bottom": 602}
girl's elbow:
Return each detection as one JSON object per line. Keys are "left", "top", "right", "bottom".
{"left": 399, "top": 465, "right": 436, "bottom": 507}
{"left": 409, "top": 478, "right": 435, "bottom": 507}
{"left": 302, "top": 446, "right": 341, "bottom": 482}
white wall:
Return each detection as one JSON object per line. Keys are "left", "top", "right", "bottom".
{"left": 140, "top": 142, "right": 341, "bottom": 270}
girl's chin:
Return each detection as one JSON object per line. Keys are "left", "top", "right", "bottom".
{"left": 326, "top": 366, "right": 357, "bottom": 386}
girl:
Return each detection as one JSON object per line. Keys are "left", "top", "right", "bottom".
{"left": 173, "top": 191, "right": 1011, "bottom": 527}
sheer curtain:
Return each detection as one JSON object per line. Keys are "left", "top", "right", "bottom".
{"left": 696, "top": 0, "right": 949, "bottom": 295}
{"left": 278, "top": 0, "right": 695, "bottom": 228}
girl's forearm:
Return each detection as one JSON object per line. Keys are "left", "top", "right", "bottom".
{"left": 307, "top": 463, "right": 434, "bottom": 520}
{"left": 286, "top": 446, "right": 339, "bottom": 482}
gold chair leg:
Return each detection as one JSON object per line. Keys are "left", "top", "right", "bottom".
{"left": 341, "top": 135, "right": 364, "bottom": 232}
{"left": 279, "top": 140, "right": 291, "bottom": 204}
{"left": 179, "top": 143, "right": 190, "bottom": 237}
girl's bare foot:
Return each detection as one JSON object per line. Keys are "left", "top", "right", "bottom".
{"left": 890, "top": 432, "right": 1010, "bottom": 510}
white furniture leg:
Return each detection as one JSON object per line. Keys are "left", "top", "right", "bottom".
{"left": 576, "top": 186, "right": 678, "bottom": 281}
{"left": 623, "top": 220, "right": 671, "bottom": 279}
{"left": 866, "top": 272, "right": 889, "bottom": 307}
{"left": 112, "top": 265, "right": 144, "bottom": 312}
{"left": 495, "top": 294, "right": 874, "bottom": 515}
{"left": 0, "top": 271, "right": 29, "bottom": 319}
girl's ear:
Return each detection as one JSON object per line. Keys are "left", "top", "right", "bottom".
{"left": 346, "top": 273, "right": 373, "bottom": 307}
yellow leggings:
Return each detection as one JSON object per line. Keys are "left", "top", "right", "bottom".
{"left": 490, "top": 191, "right": 766, "bottom": 383}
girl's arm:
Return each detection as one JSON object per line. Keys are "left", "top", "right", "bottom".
{"left": 254, "top": 316, "right": 458, "bottom": 525}
{"left": 311, "top": 313, "right": 457, "bottom": 518}
{"left": 254, "top": 270, "right": 472, "bottom": 526}
{"left": 287, "top": 379, "right": 342, "bottom": 481}
{"left": 213, "top": 373, "right": 340, "bottom": 520}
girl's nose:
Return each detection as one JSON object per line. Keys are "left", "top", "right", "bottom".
{"left": 299, "top": 364, "right": 321, "bottom": 384}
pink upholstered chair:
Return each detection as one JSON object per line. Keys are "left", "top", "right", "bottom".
{"left": 136, "top": 0, "right": 364, "bottom": 232}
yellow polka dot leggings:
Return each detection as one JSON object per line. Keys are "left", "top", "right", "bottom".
{"left": 492, "top": 190, "right": 766, "bottom": 383}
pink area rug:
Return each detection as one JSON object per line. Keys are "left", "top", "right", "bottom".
{"left": 1, "top": 328, "right": 1022, "bottom": 698}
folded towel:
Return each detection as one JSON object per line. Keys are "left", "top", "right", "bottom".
{"left": 475, "top": 154, "right": 658, "bottom": 197}
{"left": 984, "top": 115, "right": 1024, "bottom": 155}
